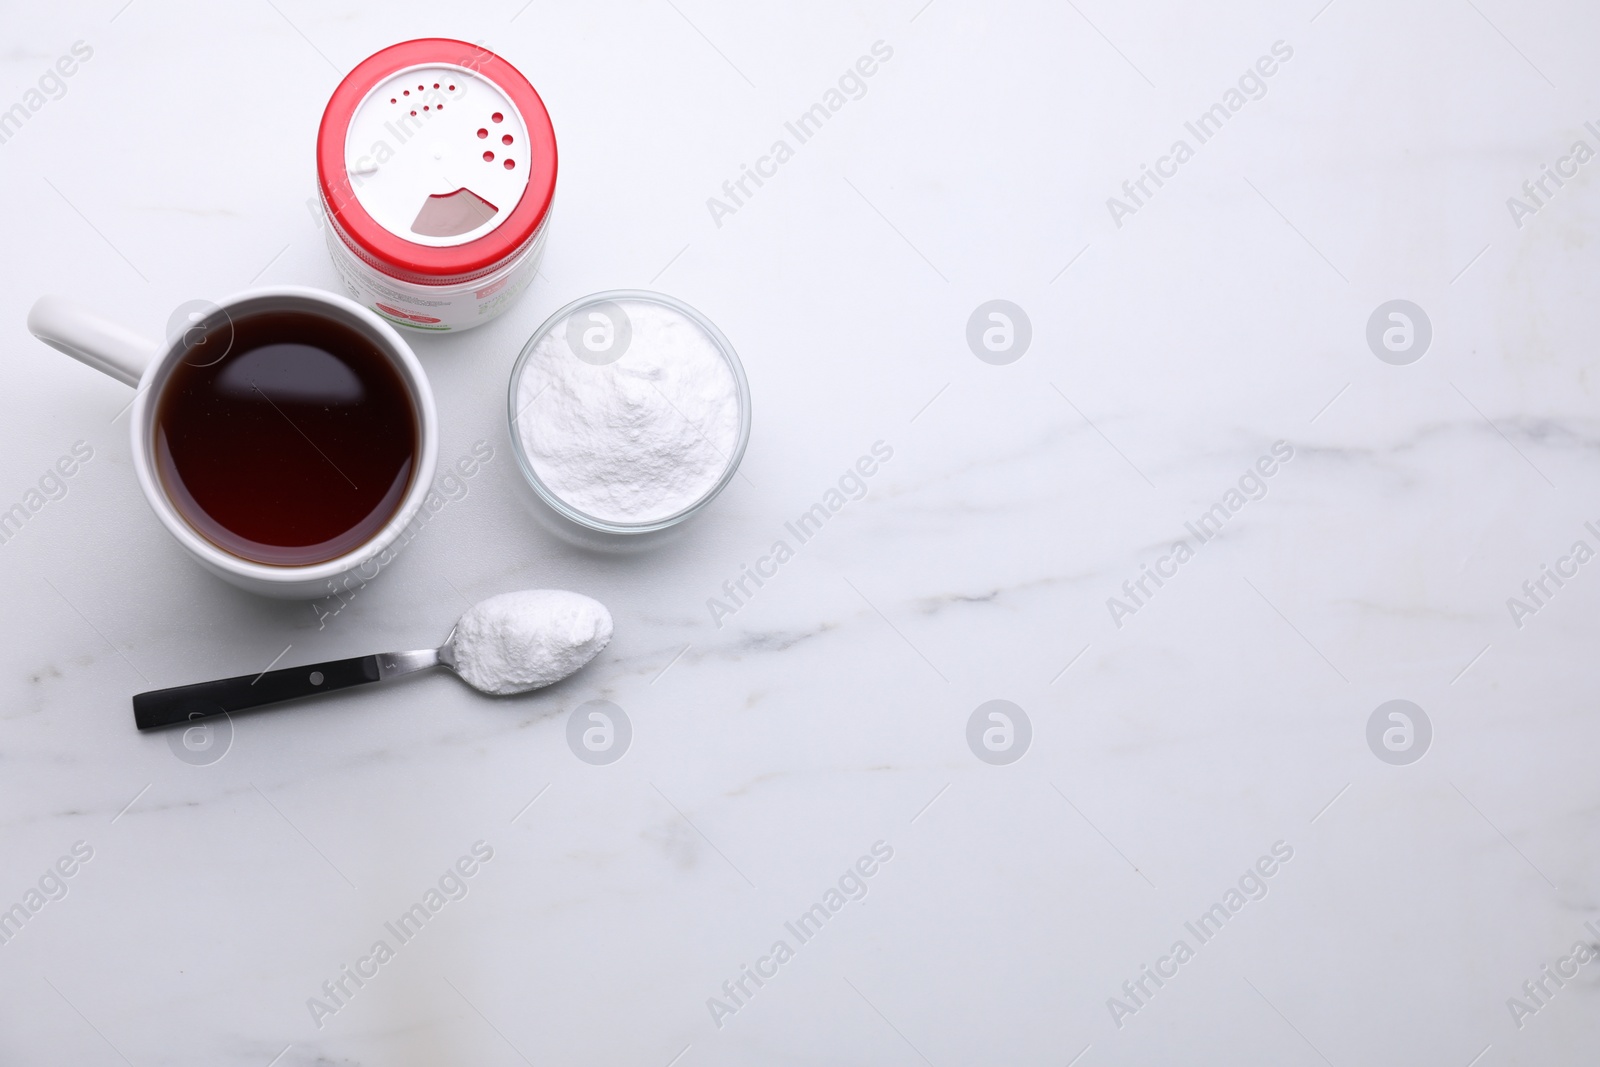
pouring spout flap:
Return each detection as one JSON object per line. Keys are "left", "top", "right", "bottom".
{"left": 411, "top": 188, "right": 499, "bottom": 238}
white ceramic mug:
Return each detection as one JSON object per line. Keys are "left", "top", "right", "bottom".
{"left": 28, "top": 286, "right": 439, "bottom": 599}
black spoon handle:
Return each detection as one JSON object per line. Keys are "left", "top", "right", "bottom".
{"left": 132, "top": 655, "right": 382, "bottom": 731}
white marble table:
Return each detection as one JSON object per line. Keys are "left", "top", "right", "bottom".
{"left": 2, "top": 1, "right": 1597, "bottom": 1064}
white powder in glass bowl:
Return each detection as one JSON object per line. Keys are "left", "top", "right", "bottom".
{"left": 512, "top": 296, "right": 744, "bottom": 526}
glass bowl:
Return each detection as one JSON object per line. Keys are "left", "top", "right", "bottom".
{"left": 506, "top": 289, "right": 751, "bottom": 536}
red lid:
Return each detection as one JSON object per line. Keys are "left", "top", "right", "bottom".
{"left": 317, "top": 39, "right": 557, "bottom": 284}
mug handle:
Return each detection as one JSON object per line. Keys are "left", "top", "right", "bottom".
{"left": 27, "top": 295, "right": 162, "bottom": 388}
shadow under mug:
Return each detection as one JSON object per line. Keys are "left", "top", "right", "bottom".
{"left": 27, "top": 286, "right": 440, "bottom": 599}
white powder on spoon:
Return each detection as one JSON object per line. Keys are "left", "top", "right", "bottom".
{"left": 449, "top": 589, "right": 612, "bottom": 695}
{"left": 514, "top": 298, "right": 742, "bottom": 524}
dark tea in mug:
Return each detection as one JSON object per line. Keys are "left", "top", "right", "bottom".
{"left": 153, "top": 309, "right": 418, "bottom": 566}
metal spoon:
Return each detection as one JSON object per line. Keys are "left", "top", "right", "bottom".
{"left": 133, "top": 590, "right": 611, "bottom": 731}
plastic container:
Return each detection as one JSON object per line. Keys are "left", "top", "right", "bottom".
{"left": 316, "top": 39, "right": 557, "bottom": 332}
{"left": 507, "top": 290, "right": 751, "bottom": 544}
